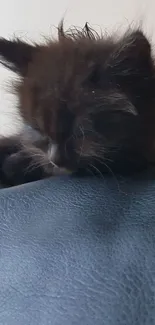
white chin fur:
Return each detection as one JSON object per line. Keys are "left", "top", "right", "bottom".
{"left": 44, "top": 164, "right": 71, "bottom": 176}
{"left": 52, "top": 167, "right": 72, "bottom": 176}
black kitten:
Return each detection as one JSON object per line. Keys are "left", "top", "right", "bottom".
{"left": 0, "top": 23, "right": 155, "bottom": 186}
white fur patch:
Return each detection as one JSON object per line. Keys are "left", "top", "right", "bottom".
{"left": 47, "top": 144, "right": 58, "bottom": 164}
{"left": 47, "top": 143, "right": 71, "bottom": 175}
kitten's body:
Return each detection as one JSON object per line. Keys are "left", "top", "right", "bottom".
{"left": 0, "top": 24, "right": 155, "bottom": 186}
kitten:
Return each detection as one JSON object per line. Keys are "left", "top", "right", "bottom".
{"left": 0, "top": 23, "right": 155, "bottom": 186}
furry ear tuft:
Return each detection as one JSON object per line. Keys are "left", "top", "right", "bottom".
{"left": 120, "top": 30, "right": 151, "bottom": 57}
{"left": 109, "top": 30, "right": 152, "bottom": 75}
{"left": 106, "top": 29, "right": 154, "bottom": 107}
{"left": 0, "top": 38, "right": 37, "bottom": 75}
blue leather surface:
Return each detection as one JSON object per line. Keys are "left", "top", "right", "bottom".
{"left": 0, "top": 175, "right": 154, "bottom": 324}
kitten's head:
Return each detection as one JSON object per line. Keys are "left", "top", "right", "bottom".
{"left": 0, "top": 24, "right": 154, "bottom": 174}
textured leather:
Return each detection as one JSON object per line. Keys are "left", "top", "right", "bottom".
{"left": 0, "top": 174, "right": 155, "bottom": 325}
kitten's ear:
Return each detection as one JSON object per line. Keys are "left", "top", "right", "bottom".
{"left": 108, "top": 30, "right": 154, "bottom": 107}
{"left": 109, "top": 30, "right": 153, "bottom": 81}
{"left": 0, "top": 38, "right": 37, "bottom": 75}
{"left": 120, "top": 30, "right": 150, "bottom": 56}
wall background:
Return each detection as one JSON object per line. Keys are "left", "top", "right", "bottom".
{"left": 0, "top": 0, "right": 155, "bottom": 135}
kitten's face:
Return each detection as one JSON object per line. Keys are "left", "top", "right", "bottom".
{"left": 0, "top": 26, "right": 154, "bottom": 174}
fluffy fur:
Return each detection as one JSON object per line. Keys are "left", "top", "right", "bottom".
{"left": 0, "top": 23, "right": 155, "bottom": 186}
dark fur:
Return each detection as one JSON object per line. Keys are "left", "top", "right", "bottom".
{"left": 0, "top": 23, "right": 155, "bottom": 186}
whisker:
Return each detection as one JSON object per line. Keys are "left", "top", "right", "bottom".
{"left": 24, "top": 155, "right": 53, "bottom": 174}
{"left": 24, "top": 152, "right": 47, "bottom": 174}
{"left": 49, "top": 160, "right": 58, "bottom": 168}
{"left": 27, "top": 152, "right": 44, "bottom": 159}
{"left": 89, "top": 163, "right": 105, "bottom": 179}
{"left": 86, "top": 167, "right": 96, "bottom": 177}
{"left": 92, "top": 157, "right": 121, "bottom": 192}
{"left": 93, "top": 155, "right": 113, "bottom": 164}
{"left": 78, "top": 125, "right": 85, "bottom": 160}
{"left": 24, "top": 160, "right": 43, "bottom": 174}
